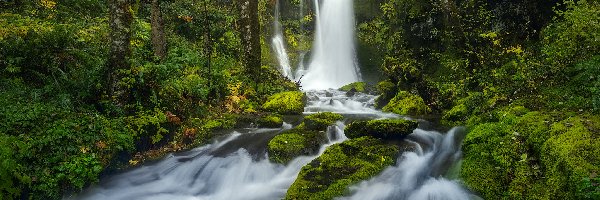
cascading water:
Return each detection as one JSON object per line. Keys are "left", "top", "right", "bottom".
{"left": 299, "top": 0, "right": 361, "bottom": 90}
{"left": 272, "top": 0, "right": 293, "bottom": 80}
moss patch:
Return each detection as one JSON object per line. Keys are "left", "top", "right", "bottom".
{"left": 304, "top": 112, "right": 344, "bottom": 131}
{"left": 382, "top": 91, "right": 431, "bottom": 115}
{"left": 285, "top": 137, "right": 399, "bottom": 200}
{"left": 339, "top": 82, "right": 368, "bottom": 92}
{"left": 267, "top": 128, "right": 327, "bottom": 164}
{"left": 460, "top": 107, "right": 600, "bottom": 200}
{"left": 262, "top": 91, "right": 306, "bottom": 115}
{"left": 344, "top": 119, "right": 418, "bottom": 140}
{"left": 257, "top": 114, "right": 284, "bottom": 128}
{"left": 374, "top": 80, "right": 397, "bottom": 109}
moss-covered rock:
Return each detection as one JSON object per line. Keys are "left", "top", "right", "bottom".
{"left": 304, "top": 112, "right": 344, "bottom": 131}
{"left": 344, "top": 119, "right": 418, "bottom": 140}
{"left": 382, "top": 91, "right": 431, "bottom": 115}
{"left": 257, "top": 114, "right": 283, "bottom": 128}
{"left": 262, "top": 91, "right": 306, "bottom": 114}
{"left": 374, "top": 80, "right": 397, "bottom": 109}
{"left": 285, "top": 137, "right": 399, "bottom": 200}
{"left": 267, "top": 128, "right": 327, "bottom": 164}
{"left": 339, "top": 82, "right": 367, "bottom": 92}
{"left": 460, "top": 108, "right": 600, "bottom": 200}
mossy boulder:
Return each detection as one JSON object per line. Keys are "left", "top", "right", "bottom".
{"left": 460, "top": 107, "right": 600, "bottom": 200}
{"left": 257, "top": 114, "right": 284, "bottom": 128}
{"left": 374, "top": 80, "right": 397, "bottom": 109}
{"left": 304, "top": 112, "right": 344, "bottom": 131}
{"left": 262, "top": 91, "right": 306, "bottom": 114}
{"left": 382, "top": 91, "right": 431, "bottom": 115}
{"left": 285, "top": 136, "right": 399, "bottom": 200}
{"left": 345, "top": 119, "right": 418, "bottom": 140}
{"left": 267, "top": 128, "right": 327, "bottom": 164}
{"left": 339, "top": 82, "right": 367, "bottom": 92}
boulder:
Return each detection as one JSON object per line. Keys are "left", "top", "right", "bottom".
{"left": 257, "top": 114, "right": 283, "bottom": 128}
{"left": 267, "top": 128, "right": 327, "bottom": 164}
{"left": 304, "top": 112, "right": 344, "bottom": 131}
{"left": 345, "top": 118, "right": 418, "bottom": 139}
{"left": 382, "top": 91, "right": 431, "bottom": 116}
{"left": 262, "top": 91, "right": 306, "bottom": 115}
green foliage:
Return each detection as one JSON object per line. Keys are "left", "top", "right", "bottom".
{"left": 268, "top": 128, "right": 326, "bottom": 164}
{"left": 258, "top": 114, "right": 284, "bottom": 128}
{"left": 382, "top": 91, "right": 431, "bottom": 115}
{"left": 304, "top": 112, "right": 343, "bottom": 131}
{"left": 262, "top": 91, "right": 306, "bottom": 114}
{"left": 285, "top": 137, "right": 399, "bottom": 199}
{"left": 345, "top": 119, "right": 418, "bottom": 139}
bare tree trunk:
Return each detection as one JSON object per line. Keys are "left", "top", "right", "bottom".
{"left": 150, "top": 0, "right": 167, "bottom": 60}
{"left": 239, "top": 0, "right": 261, "bottom": 83}
{"left": 108, "top": 0, "right": 133, "bottom": 107}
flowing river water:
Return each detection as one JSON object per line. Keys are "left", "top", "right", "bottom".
{"left": 74, "top": 1, "right": 477, "bottom": 199}
{"left": 73, "top": 90, "right": 474, "bottom": 200}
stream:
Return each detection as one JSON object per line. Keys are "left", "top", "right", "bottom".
{"left": 73, "top": 90, "right": 473, "bottom": 200}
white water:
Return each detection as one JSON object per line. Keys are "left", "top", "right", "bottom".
{"left": 73, "top": 125, "right": 347, "bottom": 200}
{"left": 339, "top": 127, "right": 474, "bottom": 200}
{"left": 272, "top": 0, "right": 293, "bottom": 80}
{"left": 299, "top": 0, "right": 361, "bottom": 90}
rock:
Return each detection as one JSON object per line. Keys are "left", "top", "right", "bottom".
{"left": 374, "top": 80, "right": 397, "bottom": 109}
{"left": 257, "top": 114, "right": 283, "bottom": 128}
{"left": 345, "top": 118, "right": 418, "bottom": 139}
{"left": 262, "top": 91, "right": 306, "bottom": 115}
{"left": 382, "top": 91, "right": 431, "bottom": 116}
{"left": 267, "top": 128, "right": 327, "bottom": 164}
{"left": 304, "top": 112, "right": 344, "bottom": 131}
{"left": 345, "top": 88, "right": 357, "bottom": 97}
{"left": 285, "top": 137, "right": 400, "bottom": 200}
{"left": 339, "top": 82, "right": 367, "bottom": 92}
{"left": 325, "top": 91, "right": 334, "bottom": 97}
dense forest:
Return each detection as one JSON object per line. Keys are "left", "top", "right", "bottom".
{"left": 0, "top": 0, "right": 598, "bottom": 199}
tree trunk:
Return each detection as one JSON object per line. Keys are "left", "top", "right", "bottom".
{"left": 108, "top": 0, "right": 133, "bottom": 107}
{"left": 238, "top": 0, "right": 261, "bottom": 83}
{"left": 150, "top": 0, "right": 167, "bottom": 60}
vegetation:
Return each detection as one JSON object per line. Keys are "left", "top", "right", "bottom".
{"left": 382, "top": 91, "right": 431, "bottom": 116}
{"left": 339, "top": 82, "right": 368, "bottom": 93}
{"left": 267, "top": 127, "right": 326, "bottom": 164}
{"left": 285, "top": 136, "right": 399, "bottom": 200}
{"left": 262, "top": 91, "right": 306, "bottom": 115}
{"left": 257, "top": 114, "right": 284, "bottom": 128}
{"left": 304, "top": 112, "right": 344, "bottom": 131}
{"left": 345, "top": 118, "right": 418, "bottom": 140}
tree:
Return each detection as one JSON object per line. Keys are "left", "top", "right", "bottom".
{"left": 150, "top": 0, "right": 167, "bottom": 60}
{"left": 238, "top": 0, "right": 261, "bottom": 83}
{"left": 107, "top": 0, "right": 134, "bottom": 107}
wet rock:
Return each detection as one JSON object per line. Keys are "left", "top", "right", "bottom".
{"left": 345, "top": 88, "right": 357, "bottom": 97}
{"left": 325, "top": 91, "right": 334, "bottom": 97}
{"left": 267, "top": 128, "right": 327, "bottom": 164}
{"left": 339, "top": 82, "right": 367, "bottom": 92}
{"left": 345, "top": 118, "right": 418, "bottom": 140}
{"left": 304, "top": 112, "right": 344, "bottom": 131}
{"left": 257, "top": 114, "right": 283, "bottom": 128}
{"left": 285, "top": 136, "right": 400, "bottom": 199}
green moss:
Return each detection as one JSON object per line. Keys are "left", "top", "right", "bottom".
{"left": 339, "top": 82, "right": 367, "bottom": 92}
{"left": 304, "top": 112, "right": 344, "bottom": 131}
{"left": 374, "top": 80, "right": 397, "bottom": 109}
{"left": 262, "top": 91, "right": 306, "bottom": 115}
{"left": 382, "top": 91, "right": 431, "bottom": 116}
{"left": 267, "top": 128, "right": 327, "bottom": 164}
{"left": 285, "top": 137, "right": 399, "bottom": 200}
{"left": 257, "top": 114, "right": 283, "bottom": 128}
{"left": 345, "top": 119, "right": 418, "bottom": 139}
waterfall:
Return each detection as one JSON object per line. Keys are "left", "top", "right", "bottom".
{"left": 300, "top": 0, "right": 361, "bottom": 90}
{"left": 272, "top": 0, "right": 293, "bottom": 80}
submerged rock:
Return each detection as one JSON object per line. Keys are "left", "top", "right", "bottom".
{"left": 267, "top": 128, "right": 327, "bottom": 164}
{"left": 257, "top": 114, "right": 283, "bottom": 128}
{"left": 345, "top": 118, "right": 418, "bottom": 140}
{"left": 382, "top": 91, "right": 431, "bottom": 116}
{"left": 304, "top": 112, "right": 344, "bottom": 131}
{"left": 285, "top": 136, "right": 400, "bottom": 200}
{"left": 262, "top": 91, "right": 306, "bottom": 115}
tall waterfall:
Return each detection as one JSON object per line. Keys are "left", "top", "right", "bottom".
{"left": 272, "top": 0, "right": 293, "bottom": 80}
{"left": 300, "top": 0, "right": 361, "bottom": 90}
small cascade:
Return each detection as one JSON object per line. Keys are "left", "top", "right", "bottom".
{"left": 300, "top": 0, "right": 361, "bottom": 90}
{"left": 339, "top": 127, "right": 474, "bottom": 200}
{"left": 272, "top": 0, "right": 293, "bottom": 80}
{"left": 73, "top": 124, "right": 348, "bottom": 200}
